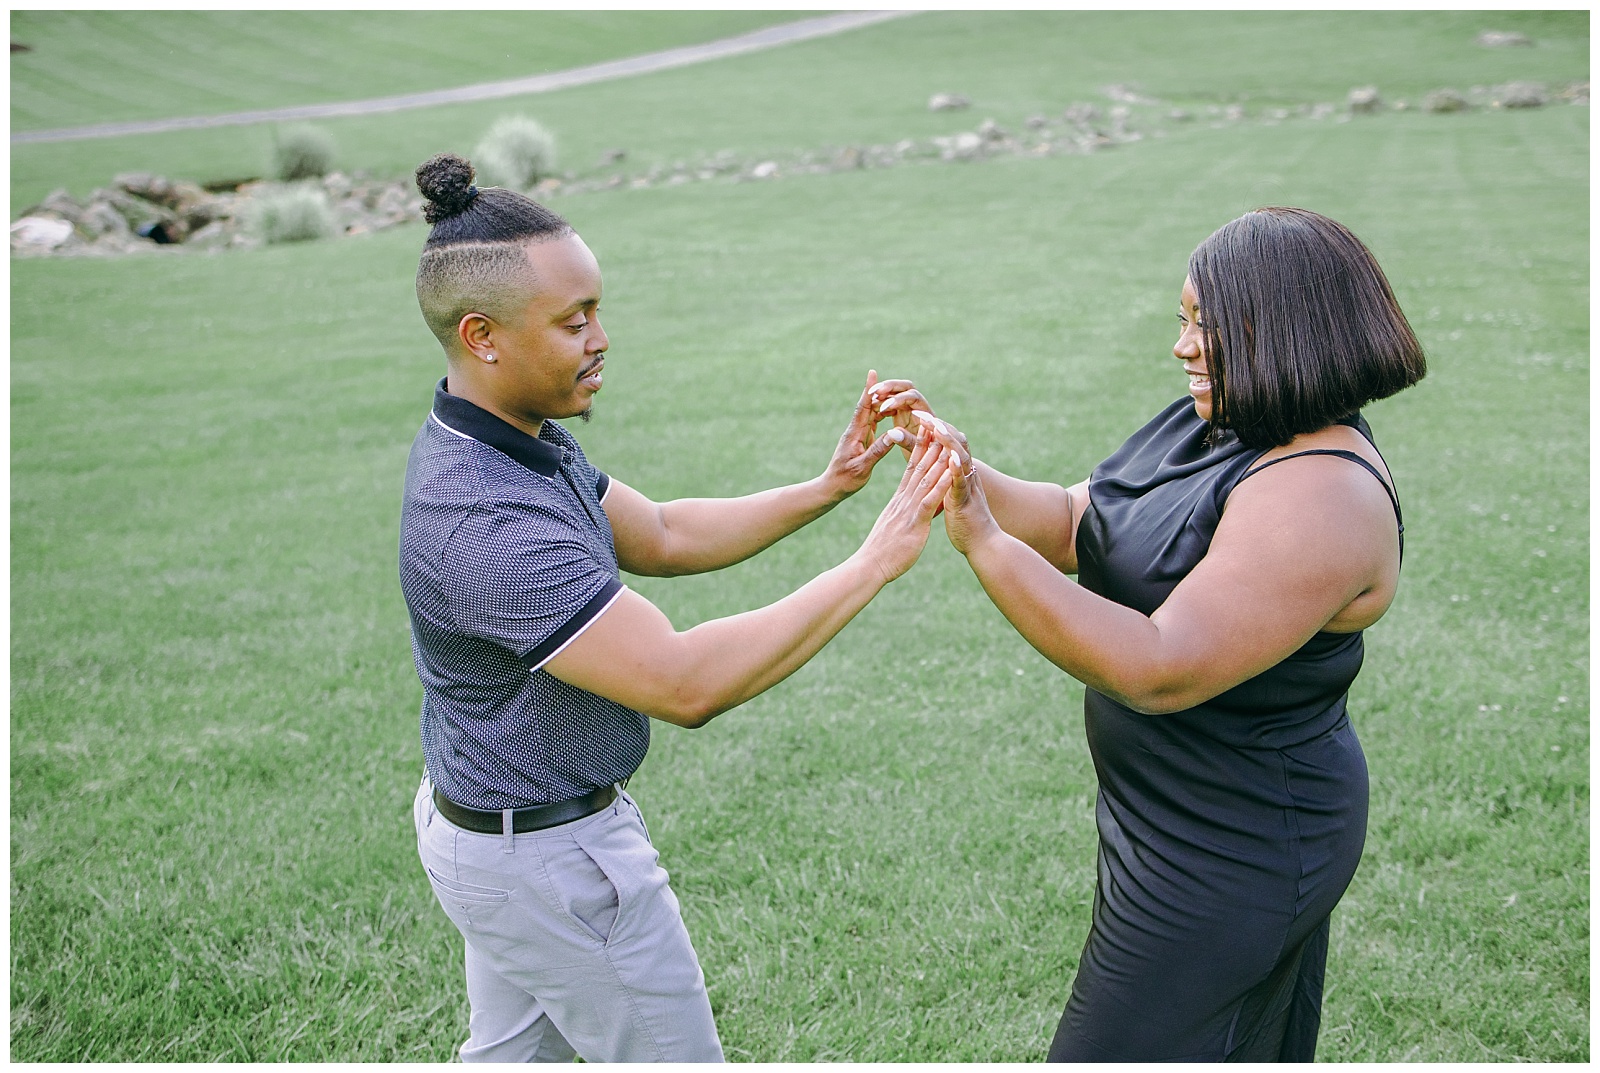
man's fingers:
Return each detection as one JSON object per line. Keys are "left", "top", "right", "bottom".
{"left": 861, "top": 431, "right": 900, "bottom": 466}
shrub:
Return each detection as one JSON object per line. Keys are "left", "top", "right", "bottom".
{"left": 472, "top": 116, "right": 558, "bottom": 190}
{"left": 246, "top": 185, "right": 337, "bottom": 244}
{"left": 273, "top": 124, "right": 338, "bottom": 181}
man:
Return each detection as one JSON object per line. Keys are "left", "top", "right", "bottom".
{"left": 400, "top": 154, "right": 950, "bottom": 1061}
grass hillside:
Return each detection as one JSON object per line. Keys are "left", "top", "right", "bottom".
{"left": 9, "top": 10, "right": 803, "bottom": 130}
{"left": 10, "top": 10, "right": 1588, "bottom": 1062}
{"left": 10, "top": 9, "right": 1585, "bottom": 213}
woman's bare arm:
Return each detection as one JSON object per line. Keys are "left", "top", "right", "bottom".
{"left": 937, "top": 433, "right": 1400, "bottom": 714}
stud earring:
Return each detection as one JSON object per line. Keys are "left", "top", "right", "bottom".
{"left": 484, "top": 353, "right": 497, "bottom": 363}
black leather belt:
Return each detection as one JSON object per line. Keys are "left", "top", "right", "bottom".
{"left": 433, "top": 783, "right": 617, "bottom": 834}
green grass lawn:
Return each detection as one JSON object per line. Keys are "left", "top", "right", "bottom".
{"left": 10, "top": 9, "right": 1586, "bottom": 215}
{"left": 10, "top": 10, "right": 1588, "bottom": 1062}
{"left": 8, "top": 10, "right": 805, "bottom": 131}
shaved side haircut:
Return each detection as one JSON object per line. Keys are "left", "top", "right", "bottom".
{"left": 416, "top": 242, "right": 543, "bottom": 351}
{"left": 413, "top": 153, "right": 572, "bottom": 357}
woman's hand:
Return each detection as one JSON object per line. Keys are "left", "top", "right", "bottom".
{"left": 914, "top": 412, "right": 1003, "bottom": 557}
{"left": 857, "top": 428, "right": 955, "bottom": 584}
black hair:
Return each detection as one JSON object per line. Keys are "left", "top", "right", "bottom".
{"left": 1188, "top": 207, "right": 1427, "bottom": 449}
{"left": 415, "top": 153, "right": 570, "bottom": 244}
{"left": 413, "top": 154, "right": 573, "bottom": 351}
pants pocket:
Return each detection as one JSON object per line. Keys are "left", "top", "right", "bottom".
{"left": 425, "top": 866, "right": 511, "bottom": 928}
{"left": 552, "top": 837, "right": 621, "bottom": 945}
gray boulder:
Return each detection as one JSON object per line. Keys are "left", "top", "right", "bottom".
{"left": 1348, "top": 86, "right": 1383, "bottom": 114}
{"left": 1476, "top": 30, "right": 1532, "bottom": 48}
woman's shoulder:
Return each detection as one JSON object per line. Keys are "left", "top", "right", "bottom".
{"left": 1245, "top": 417, "right": 1394, "bottom": 495}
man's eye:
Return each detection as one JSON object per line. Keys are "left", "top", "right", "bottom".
{"left": 567, "top": 320, "right": 588, "bottom": 332}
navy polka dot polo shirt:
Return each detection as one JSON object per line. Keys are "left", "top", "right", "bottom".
{"left": 400, "top": 378, "right": 649, "bottom": 809}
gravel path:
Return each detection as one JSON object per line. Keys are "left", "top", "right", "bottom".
{"left": 13, "top": 11, "right": 917, "bottom": 145}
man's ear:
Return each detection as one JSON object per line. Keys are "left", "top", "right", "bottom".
{"left": 456, "top": 312, "right": 497, "bottom": 364}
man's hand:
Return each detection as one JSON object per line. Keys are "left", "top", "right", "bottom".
{"left": 823, "top": 370, "right": 937, "bottom": 499}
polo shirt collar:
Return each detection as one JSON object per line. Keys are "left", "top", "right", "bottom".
{"left": 431, "top": 377, "right": 564, "bottom": 477}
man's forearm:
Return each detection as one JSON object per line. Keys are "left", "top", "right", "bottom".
{"left": 669, "top": 550, "right": 886, "bottom": 721}
{"left": 647, "top": 474, "right": 847, "bottom": 575}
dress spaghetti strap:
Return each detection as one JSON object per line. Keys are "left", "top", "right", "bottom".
{"left": 1238, "top": 449, "right": 1405, "bottom": 559}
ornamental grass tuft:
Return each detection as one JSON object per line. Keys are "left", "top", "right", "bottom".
{"left": 472, "top": 115, "right": 559, "bottom": 190}
{"left": 272, "top": 123, "right": 338, "bottom": 182}
{"left": 246, "top": 184, "right": 337, "bottom": 244}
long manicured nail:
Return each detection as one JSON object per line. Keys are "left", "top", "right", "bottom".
{"left": 887, "top": 428, "right": 906, "bottom": 443}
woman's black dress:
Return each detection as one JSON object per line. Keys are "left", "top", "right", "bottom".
{"left": 1047, "top": 399, "right": 1400, "bottom": 1062}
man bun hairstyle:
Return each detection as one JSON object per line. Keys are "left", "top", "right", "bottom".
{"left": 413, "top": 153, "right": 574, "bottom": 352}
{"left": 1188, "top": 207, "right": 1427, "bottom": 449}
{"left": 416, "top": 153, "right": 480, "bottom": 223}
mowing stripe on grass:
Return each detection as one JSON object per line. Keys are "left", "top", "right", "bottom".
{"left": 11, "top": 10, "right": 918, "bottom": 145}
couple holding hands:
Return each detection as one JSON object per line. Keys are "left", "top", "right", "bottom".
{"left": 399, "top": 153, "right": 1424, "bottom": 1063}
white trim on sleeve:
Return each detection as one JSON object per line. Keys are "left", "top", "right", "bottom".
{"left": 525, "top": 585, "right": 629, "bottom": 673}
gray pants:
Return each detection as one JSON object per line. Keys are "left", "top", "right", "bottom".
{"left": 414, "top": 777, "right": 724, "bottom": 1062}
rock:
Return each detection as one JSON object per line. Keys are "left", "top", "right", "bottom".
{"left": 321, "top": 171, "right": 353, "bottom": 198}
{"left": 1477, "top": 30, "right": 1532, "bottom": 48}
{"left": 1348, "top": 86, "right": 1383, "bottom": 114}
{"left": 1493, "top": 81, "right": 1546, "bottom": 108}
{"left": 1311, "top": 102, "right": 1336, "bottom": 120}
{"left": 1063, "top": 103, "right": 1102, "bottom": 125}
{"left": 93, "top": 188, "right": 176, "bottom": 233}
{"left": 750, "top": 161, "right": 779, "bottom": 179}
{"left": 1424, "top": 89, "right": 1469, "bottom": 113}
{"left": 977, "top": 118, "right": 1008, "bottom": 143}
{"left": 1024, "top": 114, "right": 1049, "bottom": 129}
{"left": 1169, "top": 108, "right": 1193, "bottom": 122}
{"left": 949, "top": 132, "right": 983, "bottom": 160}
{"left": 1555, "top": 81, "right": 1589, "bottom": 105}
{"left": 833, "top": 146, "right": 864, "bottom": 170}
{"left": 928, "top": 93, "right": 971, "bottom": 112}
{"left": 19, "top": 189, "right": 86, "bottom": 227}
{"left": 185, "top": 220, "right": 234, "bottom": 251}
{"left": 75, "top": 200, "right": 132, "bottom": 240}
{"left": 112, "top": 172, "right": 173, "bottom": 203}
{"left": 1103, "top": 83, "right": 1157, "bottom": 104}
{"left": 374, "top": 185, "right": 411, "bottom": 222}
{"left": 85, "top": 229, "right": 153, "bottom": 256}
{"left": 10, "top": 216, "right": 74, "bottom": 249}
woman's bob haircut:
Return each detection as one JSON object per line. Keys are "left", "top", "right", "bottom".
{"left": 1188, "top": 207, "right": 1427, "bottom": 449}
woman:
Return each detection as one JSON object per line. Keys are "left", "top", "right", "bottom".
{"left": 892, "top": 207, "right": 1425, "bottom": 1061}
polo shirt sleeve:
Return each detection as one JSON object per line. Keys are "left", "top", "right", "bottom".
{"left": 438, "top": 502, "right": 623, "bottom": 671}
{"left": 571, "top": 451, "right": 609, "bottom": 503}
